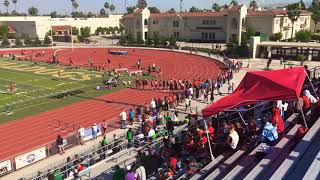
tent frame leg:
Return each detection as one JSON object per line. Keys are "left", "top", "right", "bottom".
{"left": 306, "top": 73, "right": 319, "bottom": 99}
{"left": 203, "top": 119, "right": 214, "bottom": 161}
{"left": 238, "top": 112, "right": 247, "bottom": 126}
{"left": 298, "top": 100, "right": 308, "bottom": 129}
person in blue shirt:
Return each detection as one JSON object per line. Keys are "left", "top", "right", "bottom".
{"left": 129, "top": 109, "right": 135, "bottom": 125}
{"left": 261, "top": 121, "right": 278, "bottom": 146}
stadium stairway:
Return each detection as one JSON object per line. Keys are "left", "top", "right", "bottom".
{"left": 269, "top": 115, "right": 320, "bottom": 180}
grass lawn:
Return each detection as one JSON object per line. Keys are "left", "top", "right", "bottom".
{"left": 0, "top": 59, "right": 133, "bottom": 124}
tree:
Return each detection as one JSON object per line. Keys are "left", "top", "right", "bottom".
{"left": 80, "top": 27, "right": 91, "bottom": 39}
{"left": 119, "top": 35, "right": 127, "bottom": 45}
{"left": 100, "top": 8, "right": 106, "bottom": 16}
{"left": 28, "top": 6, "right": 38, "bottom": 16}
{"left": 1, "top": 35, "right": 9, "bottom": 47}
{"left": 126, "top": 6, "right": 136, "bottom": 14}
{"left": 109, "top": 4, "right": 115, "bottom": 14}
{"left": 12, "top": 0, "right": 17, "bottom": 12}
{"left": 46, "top": 30, "right": 56, "bottom": 36}
{"left": 180, "top": 0, "right": 183, "bottom": 12}
{"left": 212, "top": 3, "right": 220, "bottom": 11}
{"left": 160, "top": 37, "right": 167, "bottom": 46}
{"left": 33, "top": 36, "right": 42, "bottom": 46}
{"left": 189, "top": 6, "right": 202, "bottom": 13}
{"left": 43, "top": 34, "right": 52, "bottom": 45}
{"left": 3, "top": 0, "right": 9, "bottom": 14}
{"left": 270, "top": 32, "right": 283, "bottom": 41}
{"left": 230, "top": 0, "right": 238, "bottom": 6}
{"left": 295, "top": 29, "right": 312, "bottom": 42}
{"left": 127, "top": 31, "right": 135, "bottom": 44}
{"left": 297, "top": 54, "right": 306, "bottom": 65}
{"left": 136, "top": 32, "right": 144, "bottom": 44}
{"left": 72, "top": 1, "right": 79, "bottom": 17}
{"left": 104, "top": 2, "right": 110, "bottom": 15}
{"left": 24, "top": 36, "right": 32, "bottom": 46}
{"left": 287, "top": 3, "right": 301, "bottom": 39}
{"left": 87, "top": 12, "right": 95, "bottom": 18}
{"left": 153, "top": 32, "right": 160, "bottom": 46}
{"left": 145, "top": 38, "right": 152, "bottom": 45}
{"left": 242, "top": 27, "right": 255, "bottom": 44}
{"left": 95, "top": 27, "right": 105, "bottom": 35}
{"left": 50, "top": 11, "right": 57, "bottom": 18}
{"left": 299, "top": 0, "right": 306, "bottom": 10}
{"left": 249, "top": 0, "right": 258, "bottom": 9}
{"left": 169, "top": 36, "right": 177, "bottom": 47}
{"left": 310, "top": 0, "right": 320, "bottom": 32}
{"left": 14, "top": 37, "right": 22, "bottom": 46}
{"left": 148, "top": 7, "right": 160, "bottom": 13}
{"left": 72, "top": 27, "right": 79, "bottom": 35}
{"left": 0, "top": 25, "right": 9, "bottom": 38}
{"left": 136, "top": 0, "right": 147, "bottom": 9}
{"left": 167, "top": 8, "right": 176, "bottom": 13}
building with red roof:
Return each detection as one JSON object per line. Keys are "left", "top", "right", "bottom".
{"left": 122, "top": 5, "right": 311, "bottom": 43}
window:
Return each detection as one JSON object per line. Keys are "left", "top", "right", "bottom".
{"left": 210, "top": 20, "right": 216, "bottom": 25}
{"left": 275, "top": 19, "right": 279, "bottom": 24}
{"left": 173, "top": 32, "right": 180, "bottom": 39}
{"left": 173, "top": 20, "right": 179, "bottom": 27}
{"left": 201, "top": 32, "right": 215, "bottom": 40}
{"left": 231, "top": 18, "right": 238, "bottom": 29}
{"left": 136, "top": 20, "right": 140, "bottom": 26}
{"left": 153, "top": 20, "right": 158, "bottom": 24}
{"left": 231, "top": 34, "right": 237, "bottom": 40}
{"left": 144, "top": 19, "right": 148, "bottom": 26}
{"left": 202, "top": 20, "right": 216, "bottom": 25}
{"left": 284, "top": 18, "right": 287, "bottom": 23}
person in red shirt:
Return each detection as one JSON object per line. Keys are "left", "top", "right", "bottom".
{"left": 302, "top": 95, "right": 310, "bottom": 110}
{"left": 197, "top": 128, "right": 204, "bottom": 137}
{"left": 207, "top": 122, "right": 215, "bottom": 140}
{"left": 271, "top": 108, "right": 285, "bottom": 134}
{"left": 169, "top": 156, "right": 177, "bottom": 173}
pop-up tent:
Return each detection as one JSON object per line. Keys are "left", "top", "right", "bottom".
{"left": 202, "top": 67, "right": 307, "bottom": 119}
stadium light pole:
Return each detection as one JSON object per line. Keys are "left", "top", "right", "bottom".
{"left": 70, "top": 26, "right": 74, "bottom": 52}
{"left": 51, "top": 26, "right": 53, "bottom": 47}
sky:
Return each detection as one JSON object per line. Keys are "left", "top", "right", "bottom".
{"left": 1, "top": 0, "right": 310, "bottom": 15}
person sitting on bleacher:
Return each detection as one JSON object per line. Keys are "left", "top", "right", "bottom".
{"left": 227, "top": 124, "right": 240, "bottom": 151}
{"left": 261, "top": 120, "right": 278, "bottom": 146}
{"left": 113, "top": 165, "right": 125, "bottom": 180}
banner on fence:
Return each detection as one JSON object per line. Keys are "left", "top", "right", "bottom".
{"left": 83, "top": 125, "right": 102, "bottom": 141}
{"left": 0, "top": 159, "right": 12, "bottom": 176}
{"left": 15, "top": 146, "right": 47, "bottom": 169}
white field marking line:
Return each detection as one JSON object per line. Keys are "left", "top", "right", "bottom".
{"left": 0, "top": 86, "right": 99, "bottom": 112}
{"left": 0, "top": 83, "right": 94, "bottom": 109}
{"left": 0, "top": 77, "right": 52, "bottom": 90}
{"left": 0, "top": 66, "right": 87, "bottom": 86}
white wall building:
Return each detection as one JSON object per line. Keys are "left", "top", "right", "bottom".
{"left": 123, "top": 5, "right": 312, "bottom": 44}
{"left": 0, "top": 15, "right": 122, "bottom": 39}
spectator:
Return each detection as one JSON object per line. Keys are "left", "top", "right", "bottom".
{"left": 113, "top": 165, "right": 125, "bottom": 180}
{"left": 271, "top": 108, "right": 285, "bottom": 134}
{"left": 134, "top": 164, "right": 146, "bottom": 180}
{"left": 78, "top": 126, "right": 85, "bottom": 145}
{"left": 207, "top": 122, "right": 215, "bottom": 140}
{"left": 137, "top": 106, "right": 142, "bottom": 124}
{"left": 101, "top": 135, "right": 107, "bottom": 149}
{"left": 125, "top": 165, "right": 135, "bottom": 180}
{"left": 129, "top": 109, "right": 135, "bottom": 125}
{"left": 261, "top": 121, "right": 278, "bottom": 145}
{"left": 101, "top": 120, "right": 108, "bottom": 135}
{"left": 248, "top": 119, "right": 257, "bottom": 137}
{"left": 227, "top": 124, "right": 239, "bottom": 150}
{"left": 120, "top": 109, "right": 127, "bottom": 129}
{"left": 56, "top": 135, "right": 65, "bottom": 155}
{"left": 151, "top": 99, "right": 156, "bottom": 112}
{"left": 92, "top": 123, "right": 98, "bottom": 140}
{"left": 127, "top": 128, "right": 134, "bottom": 146}
{"left": 148, "top": 128, "right": 156, "bottom": 140}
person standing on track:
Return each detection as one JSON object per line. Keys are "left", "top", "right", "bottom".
{"left": 78, "top": 126, "right": 85, "bottom": 145}
{"left": 56, "top": 135, "right": 65, "bottom": 155}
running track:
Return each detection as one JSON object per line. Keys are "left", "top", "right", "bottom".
{"left": 0, "top": 48, "right": 225, "bottom": 161}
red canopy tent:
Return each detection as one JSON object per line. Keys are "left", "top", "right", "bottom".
{"left": 202, "top": 67, "right": 307, "bottom": 119}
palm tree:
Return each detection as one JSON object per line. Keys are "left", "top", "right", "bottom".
{"left": 104, "top": 2, "right": 110, "bottom": 15}
{"left": 109, "top": 4, "right": 115, "bottom": 14}
{"left": 230, "top": 0, "right": 238, "bottom": 6}
{"left": 72, "top": 1, "right": 79, "bottom": 17}
{"left": 212, "top": 3, "right": 220, "bottom": 11}
{"left": 287, "top": 3, "right": 301, "bottom": 39}
{"left": 249, "top": 0, "right": 258, "bottom": 9}
{"left": 70, "top": 0, "right": 76, "bottom": 15}
{"left": 3, "top": 0, "right": 9, "bottom": 14}
{"left": 180, "top": 0, "right": 183, "bottom": 12}
{"left": 28, "top": 6, "right": 38, "bottom": 16}
{"left": 12, "top": 0, "right": 17, "bottom": 12}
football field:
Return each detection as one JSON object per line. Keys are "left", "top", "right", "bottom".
{"left": 0, "top": 59, "right": 119, "bottom": 122}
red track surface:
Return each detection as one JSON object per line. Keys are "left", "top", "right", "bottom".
{"left": 0, "top": 48, "right": 224, "bottom": 161}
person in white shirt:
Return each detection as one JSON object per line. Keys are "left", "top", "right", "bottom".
{"left": 120, "top": 109, "right": 127, "bottom": 129}
{"left": 148, "top": 128, "right": 156, "bottom": 140}
{"left": 150, "top": 99, "right": 156, "bottom": 111}
{"left": 92, "top": 123, "right": 98, "bottom": 140}
{"left": 185, "top": 98, "right": 190, "bottom": 111}
{"left": 228, "top": 124, "right": 239, "bottom": 150}
{"left": 78, "top": 126, "right": 85, "bottom": 145}
{"left": 134, "top": 164, "right": 146, "bottom": 180}
{"left": 189, "top": 87, "right": 194, "bottom": 99}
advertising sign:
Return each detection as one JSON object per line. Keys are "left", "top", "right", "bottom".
{"left": 15, "top": 146, "right": 47, "bottom": 169}
{"left": 83, "top": 125, "right": 102, "bottom": 141}
{"left": 0, "top": 160, "right": 12, "bottom": 176}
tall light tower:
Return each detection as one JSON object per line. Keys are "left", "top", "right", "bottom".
{"left": 180, "top": 0, "right": 183, "bottom": 12}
